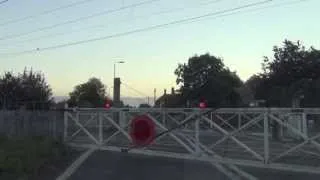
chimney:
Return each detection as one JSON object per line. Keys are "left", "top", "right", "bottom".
{"left": 171, "top": 87, "right": 175, "bottom": 95}
{"left": 164, "top": 89, "right": 167, "bottom": 95}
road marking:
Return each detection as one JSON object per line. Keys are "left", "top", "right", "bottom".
{"left": 56, "top": 147, "right": 97, "bottom": 180}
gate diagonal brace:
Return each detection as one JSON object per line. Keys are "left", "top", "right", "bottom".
{"left": 209, "top": 114, "right": 263, "bottom": 149}
{"left": 146, "top": 113, "right": 176, "bottom": 143}
{"left": 102, "top": 114, "right": 132, "bottom": 141}
{"left": 67, "top": 113, "right": 100, "bottom": 145}
{"left": 103, "top": 124, "right": 131, "bottom": 145}
{"left": 270, "top": 114, "right": 320, "bottom": 152}
{"left": 182, "top": 134, "right": 258, "bottom": 180}
{"left": 242, "top": 113, "right": 263, "bottom": 128}
{"left": 147, "top": 113, "right": 196, "bottom": 154}
{"left": 202, "top": 116, "right": 264, "bottom": 161}
{"left": 215, "top": 114, "right": 237, "bottom": 131}
{"left": 138, "top": 112, "right": 257, "bottom": 180}
{"left": 271, "top": 132, "right": 320, "bottom": 162}
{"left": 70, "top": 113, "right": 98, "bottom": 140}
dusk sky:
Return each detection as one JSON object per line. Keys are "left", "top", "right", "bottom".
{"left": 0, "top": 0, "right": 319, "bottom": 99}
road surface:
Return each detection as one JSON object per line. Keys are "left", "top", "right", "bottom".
{"left": 66, "top": 150, "right": 320, "bottom": 180}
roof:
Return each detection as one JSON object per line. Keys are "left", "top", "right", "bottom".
{"left": 155, "top": 93, "right": 182, "bottom": 107}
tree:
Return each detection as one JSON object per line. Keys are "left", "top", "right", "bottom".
{"left": 174, "top": 53, "right": 243, "bottom": 107}
{"left": 0, "top": 68, "right": 53, "bottom": 110}
{"left": 245, "top": 75, "right": 263, "bottom": 95}
{"left": 256, "top": 40, "right": 320, "bottom": 107}
{"left": 253, "top": 40, "right": 320, "bottom": 132}
{"left": 68, "top": 77, "right": 107, "bottom": 107}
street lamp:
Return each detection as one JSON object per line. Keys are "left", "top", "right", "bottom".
{"left": 114, "top": 61, "right": 125, "bottom": 79}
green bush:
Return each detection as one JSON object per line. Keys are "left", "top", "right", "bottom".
{"left": 0, "top": 136, "right": 67, "bottom": 180}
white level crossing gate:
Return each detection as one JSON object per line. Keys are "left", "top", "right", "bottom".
{"left": 63, "top": 108, "right": 320, "bottom": 179}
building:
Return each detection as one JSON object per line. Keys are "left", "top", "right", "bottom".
{"left": 154, "top": 88, "right": 182, "bottom": 108}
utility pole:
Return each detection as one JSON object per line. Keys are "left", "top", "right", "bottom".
{"left": 113, "top": 61, "right": 125, "bottom": 105}
{"left": 154, "top": 88, "right": 156, "bottom": 106}
{"left": 113, "top": 78, "right": 121, "bottom": 107}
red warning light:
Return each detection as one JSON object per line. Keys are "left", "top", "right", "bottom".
{"left": 104, "top": 99, "right": 112, "bottom": 109}
{"left": 105, "top": 103, "right": 111, "bottom": 109}
{"left": 199, "top": 102, "right": 207, "bottom": 109}
{"left": 130, "top": 115, "right": 155, "bottom": 146}
{"left": 199, "top": 98, "right": 207, "bottom": 109}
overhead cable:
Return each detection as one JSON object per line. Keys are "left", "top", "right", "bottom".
{"left": 1, "top": 0, "right": 275, "bottom": 57}
{"left": 0, "top": 0, "right": 96, "bottom": 26}
{"left": 0, "top": 0, "right": 161, "bottom": 41}
{"left": 0, "top": 0, "right": 8, "bottom": 5}
{"left": 122, "top": 82, "right": 150, "bottom": 97}
{"left": 0, "top": 0, "right": 223, "bottom": 46}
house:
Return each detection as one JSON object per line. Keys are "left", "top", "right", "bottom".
{"left": 154, "top": 88, "right": 182, "bottom": 108}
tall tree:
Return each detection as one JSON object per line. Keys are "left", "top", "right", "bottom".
{"left": 174, "top": 53, "right": 243, "bottom": 107}
{"left": 68, "top": 77, "right": 107, "bottom": 107}
{"left": 256, "top": 40, "right": 320, "bottom": 107}
{"left": 0, "top": 68, "right": 53, "bottom": 110}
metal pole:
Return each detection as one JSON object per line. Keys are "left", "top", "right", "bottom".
{"left": 195, "top": 112, "right": 200, "bottom": 155}
{"left": 264, "top": 111, "right": 269, "bottom": 164}
{"left": 238, "top": 113, "right": 241, "bottom": 129}
{"left": 3, "top": 94, "right": 6, "bottom": 110}
{"left": 302, "top": 112, "right": 307, "bottom": 137}
{"left": 114, "top": 63, "right": 116, "bottom": 80}
{"left": 162, "top": 111, "right": 166, "bottom": 126}
{"left": 210, "top": 112, "right": 213, "bottom": 128}
{"left": 154, "top": 88, "right": 156, "bottom": 106}
{"left": 113, "top": 63, "right": 116, "bottom": 103}
{"left": 63, "top": 104, "right": 68, "bottom": 142}
{"left": 99, "top": 112, "right": 103, "bottom": 145}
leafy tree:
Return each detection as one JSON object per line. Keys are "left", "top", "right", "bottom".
{"left": 174, "top": 53, "right": 243, "bottom": 107}
{"left": 244, "top": 75, "right": 263, "bottom": 95}
{"left": 256, "top": 40, "right": 320, "bottom": 107}
{"left": 0, "top": 68, "right": 53, "bottom": 110}
{"left": 68, "top": 77, "right": 107, "bottom": 107}
{"left": 254, "top": 40, "right": 320, "bottom": 132}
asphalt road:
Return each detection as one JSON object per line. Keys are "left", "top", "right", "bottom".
{"left": 68, "top": 150, "right": 320, "bottom": 180}
{"left": 68, "top": 150, "right": 229, "bottom": 180}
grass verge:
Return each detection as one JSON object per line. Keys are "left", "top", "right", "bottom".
{"left": 0, "top": 135, "right": 82, "bottom": 180}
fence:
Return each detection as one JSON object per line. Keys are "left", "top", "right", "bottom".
{"left": 0, "top": 110, "right": 64, "bottom": 140}
{"left": 64, "top": 107, "right": 320, "bottom": 175}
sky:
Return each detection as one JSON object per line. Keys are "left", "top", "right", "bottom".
{"left": 0, "top": 0, "right": 319, "bottom": 101}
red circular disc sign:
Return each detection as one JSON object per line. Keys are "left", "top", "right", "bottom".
{"left": 130, "top": 115, "right": 155, "bottom": 146}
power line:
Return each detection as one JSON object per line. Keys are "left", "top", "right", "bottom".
{"left": 0, "top": 0, "right": 96, "bottom": 27}
{"left": 122, "top": 82, "right": 150, "bottom": 97}
{"left": 184, "top": 0, "right": 308, "bottom": 23}
{"left": 1, "top": 0, "right": 277, "bottom": 57}
{"left": 0, "top": 0, "right": 161, "bottom": 41}
{"left": 121, "top": 82, "right": 150, "bottom": 105}
{"left": 0, "top": 0, "right": 223, "bottom": 47}
{"left": 0, "top": 0, "right": 8, "bottom": 5}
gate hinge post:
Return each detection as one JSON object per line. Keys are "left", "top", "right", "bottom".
{"left": 264, "top": 112, "right": 270, "bottom": 164}
{"left": 99, "top": 112, "right": 103, "bottom": 145}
